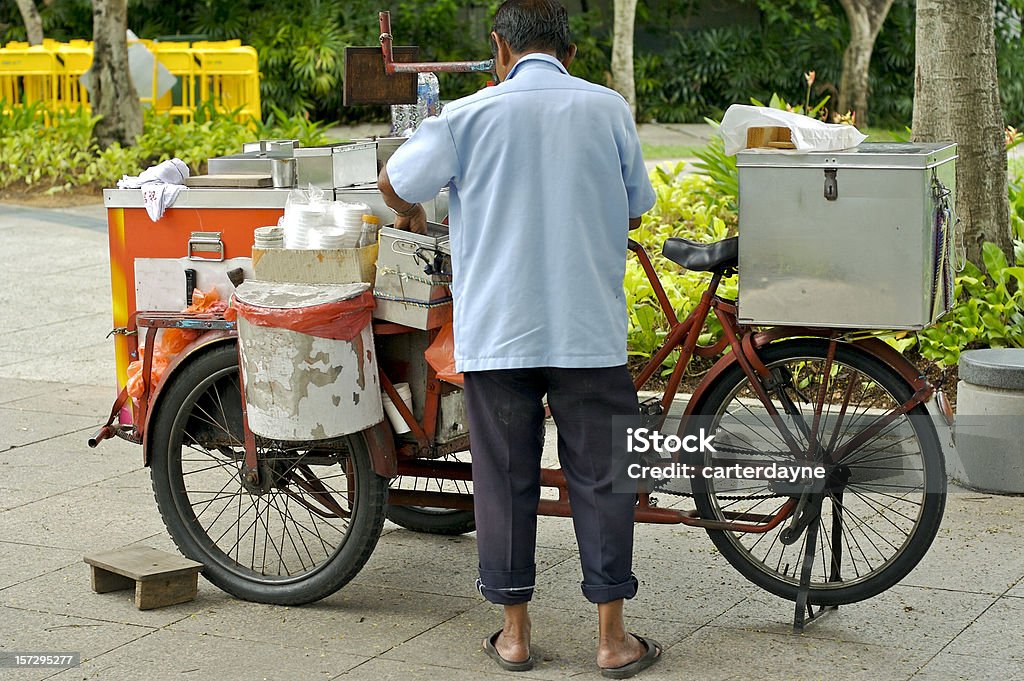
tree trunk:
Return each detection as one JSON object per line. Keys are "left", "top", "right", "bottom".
{"left": 14, "top": 0, "right": 44, "bottom": 45}
{"left": 837, "top": 0, "right": 895, "bottom": 127}
{"left": 89, "top": 0, "right": 142, "bottom": 148}
{"left": 913, "top": 0, "right": 1013, "bottom": 267}
{"left": 610, "top": 0, "right": 639, "bottom": 119}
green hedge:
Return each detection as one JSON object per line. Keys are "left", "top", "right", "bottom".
{"left": 0, "top": 102, "right": 330, "bottom": 192}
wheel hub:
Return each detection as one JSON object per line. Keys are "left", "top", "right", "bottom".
{"left": 239, "top": 457, "right": 288, "bottom": 495}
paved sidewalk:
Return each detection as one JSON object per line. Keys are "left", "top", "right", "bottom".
{"left": 1, "top": 202, "right": 1023, "bottom": 681}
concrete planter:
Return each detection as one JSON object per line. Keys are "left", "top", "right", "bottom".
{"left": 952, "top": 349, "right": 1024, "bottom": 494}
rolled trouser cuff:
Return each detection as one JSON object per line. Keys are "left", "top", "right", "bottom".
{"left": 581, "top": 573, "right": 639, "bottom": 604}
{"left": 477, "top": 565, "right": 536, "bottom": 605}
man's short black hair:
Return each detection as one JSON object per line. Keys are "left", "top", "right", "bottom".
{"left": 492, "top": 0, "right": 572, "bottom": 60}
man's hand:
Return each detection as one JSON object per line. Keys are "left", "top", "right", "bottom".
{"left": 395, "top": 203, "right": 428, "bottom": 234}
{"left": 378, "top": 165, "right": 428, "bottom": 234}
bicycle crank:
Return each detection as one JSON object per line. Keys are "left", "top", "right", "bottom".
{"left": 780, "top": 490, "right": 824, "bottom": 545}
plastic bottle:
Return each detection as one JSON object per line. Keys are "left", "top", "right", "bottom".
{"left": 391, "top": 73, "right": 440, "bottom": 136}
{"left": 390, "top": 103, "right": 413, "bottom": 137}
{"left": 417, "top": 72, "right": 440, "bottom": 120}
{"left": 358, "top": 214, "right": 381, "bottom": 248}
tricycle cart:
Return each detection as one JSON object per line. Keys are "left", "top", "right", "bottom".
{"left": 91, "top": 14, "right": 952, "bottom": 632}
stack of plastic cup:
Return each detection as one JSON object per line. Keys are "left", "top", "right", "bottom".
{"left": 253, "top": 225, "right": 284, "bottom": 249}
{"left": 381, "top": 382, "right": 413, "bottom": 434}
{"left": 285, "top": 204, "right": 326, "bottom": 249}
{"left": 327, "top": 202, "right": 371, "bottom": 248}
{"left": 316, "top": 228, "right": 354, "bottom": 249}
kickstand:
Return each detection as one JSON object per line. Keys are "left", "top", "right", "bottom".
{"left": 791, "top": 496, "right": 839, "bottom": 633}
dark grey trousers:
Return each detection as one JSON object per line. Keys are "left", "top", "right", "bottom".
{"left": 463, "top": 366, "right": 640, "bottom": 605}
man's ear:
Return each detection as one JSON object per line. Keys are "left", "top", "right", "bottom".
{"left": 561, "top": 43, "right": 577, "bottom": 70}
{"left": 491, "top": 31, "right": 512, "bottom": 71}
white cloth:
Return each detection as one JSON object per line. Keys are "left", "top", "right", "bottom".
{"left": 719, "top": 105, "right": 867, "bottom": 156}
{"left": 117, "top": 158, "right": 190, "bottom": 221}
{"left": 140, "top": 183, "right": 185, "bottom": 221}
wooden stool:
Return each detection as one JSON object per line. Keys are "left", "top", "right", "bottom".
{"left": 84, "top": 547, "right": 203, "bottom": 610}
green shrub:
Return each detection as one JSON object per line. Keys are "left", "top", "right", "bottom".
{"left": 0, "top": 105, "right": 330, "bottom": 192}
{"left": 626, "top": 165, "right": 738, "bottom": 372}
{"left": 918, "top": 244, "right": 1024, "bottom": 366}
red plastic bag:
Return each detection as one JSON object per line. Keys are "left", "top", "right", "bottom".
{"left": 424, "top": 322, "right": 463, "bottom": 385}
{"left": 231, "top": 289, "right": 374, "bottom": 342}
{"left": 125, "top": 288, "right": 227, "bottom": 404}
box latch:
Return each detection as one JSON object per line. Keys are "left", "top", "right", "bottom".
{"left": 188, "top": 232, "right": 225, "bottom": 261}
{"left": 824, "top": 168, "right": 839, "bottom": 201}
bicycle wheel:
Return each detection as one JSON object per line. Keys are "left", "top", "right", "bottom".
{"left": 149, "top": 343, "right": 388, "bottom": 605}
{"left": 386, "top": 453, "right": 476, "bottom": 535}
{"left": 686, "top": 338, "right": 945, "bottom": 606}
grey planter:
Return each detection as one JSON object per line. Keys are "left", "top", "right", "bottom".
{"left": 952, "top": 349, "right": 1024, "bottom": 494}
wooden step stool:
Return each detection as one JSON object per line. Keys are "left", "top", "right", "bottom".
{"left": 84, "top": 547, "right": 204, "bottom": 610}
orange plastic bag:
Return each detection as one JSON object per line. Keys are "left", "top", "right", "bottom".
{"left": 424, "top": 322, "right": 463, "bottom": 385}
{"left": 231, "top": 289, "right": 374, "bottom": 342}
{"left": 125, "top": 288, "right": 227, "bottom": 404}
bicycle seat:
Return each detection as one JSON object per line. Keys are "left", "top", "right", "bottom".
{"left": 662, "top": 236, "right": 738, "bottom": 273}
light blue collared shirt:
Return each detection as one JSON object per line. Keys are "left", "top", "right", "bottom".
{"left": 386, "top": 53, "right": 656, "bottom": 372}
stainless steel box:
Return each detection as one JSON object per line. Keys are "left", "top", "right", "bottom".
{"left": 333, "top": 186, "right": 448, "bottom": 223}
{"left": 294, "top": 142, "right": 378, "bottom": 190}
{"left": 737, "top": 142, "right": 958, "bottom": 330}
{"left": 374, "top": 222, "right": 453, "bottom": 330}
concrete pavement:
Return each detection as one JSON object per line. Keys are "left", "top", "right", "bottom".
{"left": 1, "top": 197, "right": 1023, "bottom": 681}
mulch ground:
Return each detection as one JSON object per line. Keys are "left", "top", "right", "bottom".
{"left": 0, "top": 186, "right": 105, "bottom": 207}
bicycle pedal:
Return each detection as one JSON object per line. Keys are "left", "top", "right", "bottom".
{"left": 638, "top": 396, "right": 664, "bottom": 430}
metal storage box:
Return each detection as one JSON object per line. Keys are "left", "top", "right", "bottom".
{"left": 374, "top": 222, "right": 453, "bottom": 329}
{"left": 294, "top": 142, "right": 378, "bottom": 190}
{"left": 737, "top": 142, "right": 958, "bottom": 330}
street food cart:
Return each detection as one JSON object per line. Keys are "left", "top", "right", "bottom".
{"left": 90, "top": 12, "right": 953, "bottom": 632}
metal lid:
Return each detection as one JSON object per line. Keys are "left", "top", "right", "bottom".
{"left": 234, "top": 281, "right": 370, "bottom": 310}
{"left": 959, "top": 349, "right": 1024, "bottom": 390}
{"left": 380, "top": 222, "right": 451, "bottom": 254}
{"left": 736, "top": 142, "right": 958, "bottom": 169}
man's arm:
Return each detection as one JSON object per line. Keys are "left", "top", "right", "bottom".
{"left": 629, "top": 217, "right": 642, "bottom": 231}
{"left": 376, "top": 114, "right": 461, "bottom": 235}
{"left": 378, "top": 166, "right": 427, "bottom": 234}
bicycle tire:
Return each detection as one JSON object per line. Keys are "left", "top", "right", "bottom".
{"left": 385, "top": 506, "right": 476, "bottom": 535}
{"left": 386, "top": 452, "right": 476, "bottom": 535}
{"left": 149, "top": 343, "right": 388, "bottom": 605}
{"left": 686, "top": 338, "right": 945, "bottom": 606}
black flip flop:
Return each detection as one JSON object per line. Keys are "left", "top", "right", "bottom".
{"left": 483, "top": 630, "right": 535, "bottom": 672}
{"left": 600, "top": 634, "right": 663, "bottom": 679}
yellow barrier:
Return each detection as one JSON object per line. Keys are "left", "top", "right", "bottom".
{"left": 0, "top": 39, "right": 261, "bottom": 122}
{"left": 0, "top": 46, "right": 59, "bottom": 111}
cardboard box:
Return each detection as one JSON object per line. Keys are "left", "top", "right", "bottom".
{"left": 745, "top": 126, "right": 796, "bottom": 150}
{"left": 252, "top": 244, "right": 378, "bottom": 285}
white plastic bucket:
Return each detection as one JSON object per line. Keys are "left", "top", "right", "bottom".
{"left": 233, "top": 281, "right": 383, "bottom": 441}
{"left": 381, "top": 382, "right": 413, "bottom": 434}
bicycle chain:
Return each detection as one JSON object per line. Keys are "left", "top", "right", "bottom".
{"left": 647, "top": 442, "right": 789, "bottom": 502}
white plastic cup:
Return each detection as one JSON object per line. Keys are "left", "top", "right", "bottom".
{"left": 381, "top": 382, "right": 413, "bottom": 434}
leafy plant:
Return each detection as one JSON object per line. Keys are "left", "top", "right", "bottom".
{"left": 625, "top": 166, "right": 737, "bottom": 372}
{"left": 918, "top": 243, "right": 1024, "bottom": 366}
{"left": 0, "top": 105, "right": 330, "bottom": 192}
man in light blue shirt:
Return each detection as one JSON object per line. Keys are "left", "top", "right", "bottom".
{"left": 379, "top": 1, "right": 659, "bottom": 677}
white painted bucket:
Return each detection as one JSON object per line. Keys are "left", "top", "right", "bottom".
{"left": 233, "top": 281, "right": 383, "bottom": 441}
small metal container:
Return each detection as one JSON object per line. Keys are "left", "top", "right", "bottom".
{"left": 270, "top": 158, "right": 296, "bottom": 188}
{"left": 294, "top": 142, "right": 378, "bottom": 190}
{"left": 374, "top": 222, "right": 452, "bottom": 330}
{"left": 736, "top": 142, "right": 958, "bottom": 330}
{"left": 242, "top": 139, "right": 299, "bottom": 156}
